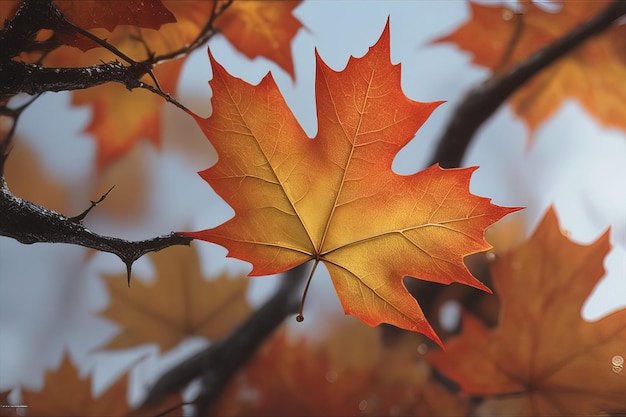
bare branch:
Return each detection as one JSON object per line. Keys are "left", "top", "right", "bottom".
{"left": 0, "top": 60, "right": 145, "bottom": 97}
{"left": 0, "top": 178, "right": 193, "bottom": 284}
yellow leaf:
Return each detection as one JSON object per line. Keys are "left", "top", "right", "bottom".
{"left": 100, "top": 245, "right": 252, "bottom": 352}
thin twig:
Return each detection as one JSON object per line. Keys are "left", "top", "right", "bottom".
{"left": 151, "top": 0, "right": 234, "bottom": 64}
{"left": 139, "top": 82, "right": 190, "bottom": 113}
{"left": 0, "top": 94, "right": 41, "bottom": 174}
{"left": 70, "top": 185, "right": 115, "bottom": 223}
{"left": 63, "top": 20, "right": 141, "bottom": 67}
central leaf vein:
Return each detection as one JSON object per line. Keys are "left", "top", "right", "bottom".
{"left": 318, "top": 65, "right": 376, "bottom": 254}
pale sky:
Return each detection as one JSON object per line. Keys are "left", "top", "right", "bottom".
{"left": 1, "top": 0, "right": 625, "bottom": 402}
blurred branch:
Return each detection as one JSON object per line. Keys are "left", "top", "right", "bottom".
{"left": 141, "top": 264, "right": 308, "bottom": 415}
{"left": 429, "top": 0, "right": 626, "bottom": 168}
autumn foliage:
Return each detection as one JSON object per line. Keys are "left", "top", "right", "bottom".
{"left": 429, "top": 207, "right": 625, "bottom": 414}
{"left": 434, "top": 0, "right": 626, "bottom": 138}
{"left": 183, "top": 23, "right": 519, "bottom": 346}
{"left": 1, "top": 0, "right": 625, "bottom": 416}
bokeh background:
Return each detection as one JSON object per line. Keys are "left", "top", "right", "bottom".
{"left": 1, "top": 0, "right": 625, "bottom": 406}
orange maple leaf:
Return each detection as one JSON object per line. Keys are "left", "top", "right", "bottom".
{"left": 0, "top": 1, "right": 176, "bottom": 52}
{"left": 20, "top": 353, "right": 183, "bottom": 416}
{"left": 99, "top": 245, "right": 252, "bottom": 352}
{"left": 4, "top": 140, "right": 72, "bottom": 214}
{"left": 213, "top": 320, "right": 469, "bottom": 416}
{"left": 215, "top": 0, "right": 302, "bottom": 78}
{"left": 428, "top": 207, "right": 626, "bottom": 415}
{"left": 39, "top": 0, "right": 211, "bottom": 168}
{"left": 57, "top": 0, "right": 176, "bottom": 32}
{"left": 34, "top": 1, "right": 302, "bottom": 168}
{"left": 434, "top": 1, "right": 626, "bottom": 138}
{"left": 213, "top": 322, "right": 376, "bottom": 416}
{"left": 183, "top": 22, "right": 520, "bottom": 346}
{"left": 56, "top": 0, "right": 176, "bottom": 51}
{"left": 69, "top": 58, "right": 185, "bottom": 168}
{"left": 21, "top": 354, "right": 130, "bottom": 416}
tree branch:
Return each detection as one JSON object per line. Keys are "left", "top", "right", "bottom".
{"left": 0, "top": 0, "right": 233, "bottom": 275}
{"left": 0, "top": 59, "right": 146, "bottom": 97}
{"left": 0, "top": 178, "right": 192, "bottom": 283}
{"left": 140, "top": 264, "right": 308, "bottom": 415}
{"left": 429, "top": 0, "right": 626, "bottom": 168}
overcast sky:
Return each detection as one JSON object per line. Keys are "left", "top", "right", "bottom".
{"left": 2, "top": 0, "right": 625, "bottom": 402}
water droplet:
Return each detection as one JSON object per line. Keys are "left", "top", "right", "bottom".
{"left": 325, "top": 370, "right": 338, "bottom": 383}
{"left": 417, "top": 343, "right": 428, "bottom": 355}
{"left": 486, "top": 251, "right": 497, "bottom": 262}
{"left": 358, "top": 400, "right": 368, "bottom": 411}
{"left": 501, "top": 9, "right": 514, "bottom": 21}
{"left": 439, "top": 300, "right": 461, "bottom": 331}
{"left": 612, "top": 355, "right": 624, "bottom": 373}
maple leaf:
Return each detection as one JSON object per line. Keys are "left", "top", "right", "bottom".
{"left": 0, "top": 1, "right": 176, "bottom": 53}
{"left": 99, "top": 245, "right": 252, "bottom": 352}
{"left": 20, "top": 353, "right": 183, "bottom": 416}
{"left": 212, "top": 320, "right": 469, "bottom": 416}
{"left": 434, "top": 0, "right": 626, "bottom": 138}
{"left": 428, "top": 207, "right": 626, "bottom": 416}
{"left": 56, "top": 0, "right": 176, "bottom": 32}
{"left": 55, "top": 0, "right": 176, "bottom": 51}
{"left": 40, "top": 4, "right": 194, "bottom": 168}
{"left": 21, "top": 353, "right": 130, "bottom": 416}
{"left": 70, "top": 58, "right": 185, "bottom": 168}
{"left": 4, "top": 140, "right": 71, "bottom": 214}
{"left": 213, "top": 321, "right": 376, "bottom": 416}
{"left": 90, "top": 143, "right": 151, "bottom": 221}
{"left": 184, "top": 22, "right": 519, "bottom": 346}
{"left": 215, "top": 0, "right": 302, "bottom": 78}
{"left": 35, "top": 1, "right": 303, "bottom": 168}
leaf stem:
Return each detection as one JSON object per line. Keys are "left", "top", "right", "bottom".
{"left": 296, "top": 259, "right": 320, "bottom": 322}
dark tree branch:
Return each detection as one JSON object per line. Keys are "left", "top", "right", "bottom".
{"left": 0, "top": 178, "right": 193, "bottom": 283}
{"left": 152, "top": 0, "right": 234, "bottom": 64}
{"left": 0, "top": 0, "right": 65, "bottom": 59}
{"left": 429, "top": 0, "right": 626, "bottom": 168}
{"left": 0, "top": 59, "right": 145, "bottom": 97}
{"left": 0, "top": 0, "right": 234, "bottom": 278}
{"left": 140, "top": 263, "right": 308, "bottom": 415}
